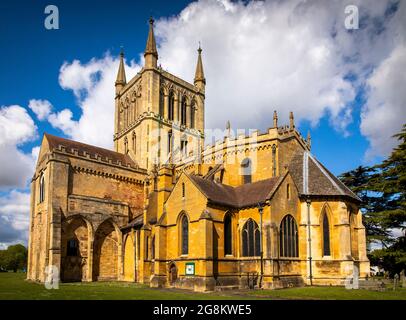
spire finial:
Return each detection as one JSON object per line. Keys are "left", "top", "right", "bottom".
{"left": 194, "top": 43, "right": 206, "bottom": 88}
{"left": 144, "top": 16, "right": 158, "bottom": 68}
{"left": 273, "top": 110, "right": 278, "bottom": 128}
{"left": 115, "top": 47, "right": 127, "bottom": 90}
{"left": 289, "top": 111, "right": 295, "bottom": 129}
{"left": 307, "top": 130, "right": 311, "bottom": 149}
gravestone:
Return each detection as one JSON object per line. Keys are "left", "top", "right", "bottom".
{"left": 400, "top": 270, "right": 405, "bottom": 288}
{"left": 393, "top": 273, "right": 399, "bottom": 291}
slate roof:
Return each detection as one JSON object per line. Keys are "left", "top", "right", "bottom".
{"left": 288, "top": 150, "right": 360, "bottom": 201}
{"left": 45, "top": 133, "right": 137, "bottom": 168}
{"left": 120, "top": 214, "right": 144, "bottom": 230}
{"left": 189, "top": 174, "right": 280, "bottom": 209}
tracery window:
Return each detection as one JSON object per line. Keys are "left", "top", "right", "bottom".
{"left": 323, "top": 211, "right": 331, "bottom": 256}
{"left": 242, "top": 219, "right": 260, "bottom": 257}
{"left": 279, "top": 215, "right": 299, "bottom": 257}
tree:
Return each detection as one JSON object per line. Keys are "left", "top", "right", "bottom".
{"left": 0, "top": 244, "right": 27, "bottom": 272}
{"left": 339, "top": 124, "right": 406, "bottom": 275}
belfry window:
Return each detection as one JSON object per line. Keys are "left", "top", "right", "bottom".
{"left": 39, "top": 173, "right": 45, "bottom": 203}
{"left": 168, "top": 131, "right": 172, "bottom": 154}
{"left": 190, "top": 101, "right": 195, "bottom": 129}
{"left": 241, "top": 158, "right": 252, "bottom": 184}
{"left": 181, "top": 215, "right": 189, "bottom": 255}
{"left": 323, "top": 211, "right": 331, "bottom": 256}
{"left": 181, "top": 97, "right": 187, "bottom": 126}
{"left": 224, "top": 214, "right": 232, "bottom": 255}
{"left": 168, "top": 91, "right": 175, "bottom": 121}
{"left": 272, "top": 144, "right": 277, "bottom": 177}
{"left": 242, "top": 219, "right": 260, "bottom": 257}
{"left": 280, "top": 215, "right": 299, "bottom": 257}
{"left": 67, "top": 239, "right": 79, "bottom": 257}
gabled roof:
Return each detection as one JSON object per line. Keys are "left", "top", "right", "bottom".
{"left": 288, "top": 150, "right": 360, "bottom": 202}
{"left": 44, "top": 133, "right": 137, "bottom": 168}
{"left": 189, "top": 174, "right": 280, "bottom": 209}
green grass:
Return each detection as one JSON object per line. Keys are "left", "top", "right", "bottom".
{"left": 0, "top": 273, "right": 239, "bottom": 300}
{"left": 247, "top": 286, "right": 406, "bottom": 300}
{"left": 0, "top": 273, "right": 405, "bottom": 300}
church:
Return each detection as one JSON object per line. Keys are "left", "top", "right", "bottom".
{"left": 27, "top": 18, "right": 369, "bottom": 291}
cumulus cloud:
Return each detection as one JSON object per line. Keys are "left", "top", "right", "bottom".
{"left": 152, "top": 0, "right": 405, "bottom": 157}
{"left": 54, "top": 54, "right": 141, "bottom": 148}
{"left": 0, "top": 190, "right": 30, "bottom": 248}
{"left": 28, "top": 99, "right": 52, "bottom": 121}
{"left": 0, "top": 105, "right": 38, "bottom": 190}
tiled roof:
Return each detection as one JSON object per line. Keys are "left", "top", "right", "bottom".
{"left": 189, "top": 175, "right": 280, "bottom": 209}
{"left": 288, "top": 150, "right": 360, "bottom": 201}
{"left": 45, "top": 133, "right": 137, "bottom": 168}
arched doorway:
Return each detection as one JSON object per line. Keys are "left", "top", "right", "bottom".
{"left": 123, "top": 233, "right": 135, "bottom": 281}
{"left": 93, "top": 219, "right": 119, "bottom": 281}
{"left": 169, "top": 263, "right": 178, "bottom": 286}
{"left": 61, "top": 216, "right": 89, "bottom": 282}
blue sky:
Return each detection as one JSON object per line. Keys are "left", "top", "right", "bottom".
{"left": 0, "top": 0, "right": 405, "bottom": 248}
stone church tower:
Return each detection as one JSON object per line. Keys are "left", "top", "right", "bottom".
{"left": 27, "top": 18, "right": 369, "bottom": 290}
{"left": 113, "top": 18, "right": 205, "bottom": 170}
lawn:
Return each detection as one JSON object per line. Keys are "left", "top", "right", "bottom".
{"left": 0, "top": 273, "right": 405, "bottom": 300}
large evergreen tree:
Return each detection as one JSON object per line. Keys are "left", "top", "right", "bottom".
{"left": 339, "top": 124, "right": 406, "bottom": 275}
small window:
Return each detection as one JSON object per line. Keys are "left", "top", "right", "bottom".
{"left": 190, "top": 101, "right": 195, "bottom": 128}
{"left": 124, "top": 136, "right": 128, "bottom": 154}
{"left": 287, "top": 184, "right": 290, "bottom": 200}
{"left": 152, "top": 235, "right": 156, "bottom": 260}
{"left": 323, "top": 212, "right": 331, "bottom": 256}
{"left": 181, "top": 215, "right": 189, "bottom": 255}
{"left": 181, "top": 97, "right": 187, "bottom": 126}
{"left": 39, "top": 173, "right": 45, "bottom": 203}
{"left": 224, "top": 214, "right": 232, "bottom": 255}
{"left": 181, "top": 140, "right": 188, "bottom": 156}
{"left": 168, "top": 131, "right": 172, "bottom": 154}
{"left": 67, "top": 239, "right": 79, "bottom": 256}
{"left": 241, "top": 158, "right": 252, "bottom": 184}
{"left": 182, "top": 182, "right": 185, "bottom": 198}
{"left": 272, "top": 145, "right": 277, "bottom": 177}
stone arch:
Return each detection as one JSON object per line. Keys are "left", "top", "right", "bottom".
{"left": 61, "top": 215, "right": 92, "bottom": 282}
{"left": 168, "top": 262, "right": 178, "bottom": 285}
{"left": 123, "top": 232, "right": 135, "bottom": 281}
{"left": 93, "top": 218, "right": 121, "bottom": 281}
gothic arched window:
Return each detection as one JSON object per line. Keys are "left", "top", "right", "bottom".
{"left": 241, "top": 158, "right": 252, "bottom": 184}
{"left": 280, "top": 215, "right": 299, "bottom": 257}
{"left": 168, "top": 91, "right": 175, "bottom": 121}
{"left": 272, "top": 144, "right": 277, "bottom": 177}
{"left": 181, "top": 215, "right": 189, "bottom": 255}
{"left": 39, "top": 173, "right": 45, "bottom": 203}
{"left": 181, "top": 97, "right": 187, "bottom": 126}
{"left": 323, "top": 211, "right": 331, "bottom": 256}
{"left": 168, "top": 131, "right": 172, "bottom": 155}
{"left": 224, "top": 214, "right": 232, "bottom": 255}
{"left": 159, "top": 88, "right": 165, "bottom": 117}
{"left": 242, "top": 219, "right": 260, "bottom": 257}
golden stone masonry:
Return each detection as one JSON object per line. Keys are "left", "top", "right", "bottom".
{"left": 27, "top": 18, "right": 369, "bottom": 291}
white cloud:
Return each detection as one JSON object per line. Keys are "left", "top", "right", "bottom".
{"left": 0, "top": 190, "right": 30, "bottom": 248}
{"left": 0, "top": 105, "right": 38, "bottom": 190}
{"left": 28, "top": 99, "right": 52, "bottom": 121}
{"left": 361, "top": 43, "right": 406, "bottom": 159}
{"left": 55, "top": 54, "right": 141, "bottom": 148}
{"left": 151, "top": 0, "right": 405, "bottom": 157}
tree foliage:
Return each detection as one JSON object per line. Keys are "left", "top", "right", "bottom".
{"left": 0, "top": 244, "right": 27, "bottom": 272}
{"left": 339, "top": 124, "right": 406, "bottom": 274}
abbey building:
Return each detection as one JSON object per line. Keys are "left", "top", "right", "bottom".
{"left": 27, "top": 18, "right": 369, "bottom": 291}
